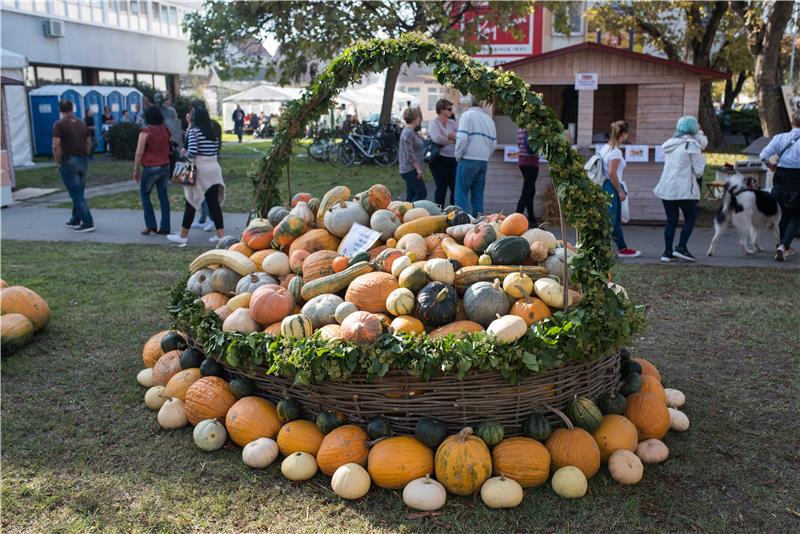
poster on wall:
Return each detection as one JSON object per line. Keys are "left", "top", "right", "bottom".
{"left": 504, "top": 145, "right": 520, "bottom": 163}
{"left": 625, "top": 145, "right": 649, "bottom": 162}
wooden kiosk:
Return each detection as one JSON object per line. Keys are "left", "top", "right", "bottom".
{"left": 485, "top": 42, "right": 729, "bottom": 223}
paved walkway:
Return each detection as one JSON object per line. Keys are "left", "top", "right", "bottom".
{"left": 2, "top": 195, "right": 797, "bottom": 268}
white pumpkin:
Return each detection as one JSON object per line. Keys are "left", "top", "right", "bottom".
{"left": 402, "top": 475, "right": 447, "bottom": 511}
{"left": 301, "top": 293, "right": 344, "bottom": 329}
{"left": 334, "top": 301, "right": 359, "bottom": 324}
{"left": 636, "top": 439, "right": 669, "bottom": 464}
{"left": 193, "top": 419, "right": 227, "bottom": 451}
{"left": 396, "top": 233, "right": 426, "bottom": 262}
{"left": 533, "top": 277, "right": 576, "bottom": 310}
{"left": 424, "top": 258, "right": 455, "bottom": 284}
{"left": 502, "top": 272, "right": 533, "bottom": 298}
{"left": 487, "top": 315, "right": 528, "bottom": 344}
{"left": 664, "top": 388, "right": 686, "bottom": 408}
{"left": 242, "top": 438, "right": 280, "bottom": 468}
{"left": 157, "top": 398, "right": 188, "bottom": 429}
{"left": 385, "top": 288, "right": 416, "bottom": 317}
{"left": 390, "top": 255, "right": 412, "bottom": 277}
{"left": 318, "top": 324, "right": 342, "bottom": 340}
{"left": 402, "top": 207, "right": 430, "bottom": 222}
{"left": 331, "top": 463, "right": 371, "bottom": 500}
{"left": 281, "top": 451, "right": 318, "bottom": 481}
{"left": 551, "top": 466, "right": 587, "bottom": 498}
{"left": 668, "top": 408, "right": 690, "bottom": 431}
{"left": 222, "top": 307, "right": 261, "bottom": 333}
{"left": 137, "top": 368, "right": 155, "bottom": 388}
{"left": 521, "top": 228, "right": 558, "bottom": 249}
{"left": 543, "top": 248, "right": 575, "bottom": 278}
{"left": 262, "top": 252, "right": 290, "bottom": 276}
{"left": 324, "top": 200, "right": 369, "bottom": 238}
{"left": 607, "top": 449, "right": 643, "bottom": 485}
{"left": 370, "top": 209, "right": 402, "bottom": 241}
{"left": 413, "top": 199, "right": 442, "bottom": 215}
{"left": 480, "top": 475, "right": 524, "bottom": 508}
{"left": 144, "top": 385, "right": 167, "bottom": 410}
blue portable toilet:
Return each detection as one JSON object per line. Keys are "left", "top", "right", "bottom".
{"left": 97, "top": 87, "right": 124, "bottom": 122}
{"left": 28, "top": 85, "right": 84, "bottom": 156}
{"left": 80, "top": 86, "right": 105, "bottom": 152}
{"left": 120, "top": 87, "right": 144, "bottom": 124}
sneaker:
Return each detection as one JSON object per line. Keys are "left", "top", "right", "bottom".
{"left": 167, "top": 233, "right": 188, "bottom": 245}
{"left": 202, "top": 221, "right": 215, "bottom": 232}
{"left": 673, "top": 247, "right": 695, "bottom": 262}
{"left": 72, "top": 224, "right": 95, "bottom": 233}
{"left": 785, "top": 247, "right": 796, "bottom": 258}
{"left": 617, "top": 248, "right": 641, "bottom": 258}
{"left": 65, "top": 219, "right": 81, "bottom": 228}
{"left": 209, "top": 235, "right": 220, "bottom": 243}
{"left": 190, "top": 221, "right": 206, "bottom": 229}
{"left": 660, "top": 252, "right": 675, "bottom": 263}
{"left": 775, "top": 246, "right": 785, "bottom": 262}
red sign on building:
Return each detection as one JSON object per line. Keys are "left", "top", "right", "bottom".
{"left": 462, "top": 7, "right": 543, "bottom": 66}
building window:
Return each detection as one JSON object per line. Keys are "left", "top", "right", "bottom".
{"left": 552, "top": 2, "right": 584, "bottom": 35}
{"left": 65, "top": 0, "right": 79, "bottom": 18}
{"left": 53, "top": 0, "right": 66, "bottom": 16}
{"left": 168, "top": 5, "right": 178, "bottom": 36}
{"left": 24, "top": 66, "right": 36, "bottom": 87}
{"left": 36, "top": 66, "right": 63, "bottom": 85}
{"left": 118, "top": 0, "right": 128, "bottom": 27}
{"left": 99, "top": 70, "right": 116, "bottom": 84}
{"left": 136, "top": 73, "right": 154, "bottom": 87}
{"left": 62, "top": 68, "right": 83, "bottom": 84}
{"left": 107, "top": 0, "right": 118, "bottom": 25}
{"left": 426, "top": 87, "right": 444, "bottom": 112}
{"left": 33, "top": 0, "right": 48, "bottom": 13}
{"left": 153, "top": 74, "right": 167, "bottom": 91}
{"left": 151, "top": 1, "right": 161, "bottom": 33}
{"left": 2, "top": 0, "right": 19, "bottom": 10}
{"left": 116, "top": 72, "right": 134, "bottom": 85}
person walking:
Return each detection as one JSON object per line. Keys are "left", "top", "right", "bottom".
{"left": 154, "top": 92, "right": 183, "bottom": 151}
{"left": 599, "top": 120, "right": 640, "bottom": 258}
{"left": 52, "top": 100, "right": 94, "bottom": 232}
{"left": 132, "top": 106, "right": 172, "bottom": 236}
{"left": 167, "top": 107, "right": 228, "bottom": 245}
{"left": 454, "top": 95, "right": 496, "bottom": 217}
{"left": 232, "top": 105, "right": 245, "bottom": 143}
{"left": 760, "top": 109, "right": 800, "bottom": 261}
{"left": 516, "top": 128, "right": 540, "bottom": 228}
{"left": 398, "top": 107, "right": 427, "bottom": 202}
{"left": 427, "top": 99, "right": 457, "bottom": 207}
{"left": 653, "top": 116, "right": 708, "bottom": 262}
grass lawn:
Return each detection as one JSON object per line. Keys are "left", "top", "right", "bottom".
{"left": 1, "top": 241, "right": 797, "bottom": 532}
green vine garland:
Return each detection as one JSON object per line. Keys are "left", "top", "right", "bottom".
{"left": 169, "top": 34, "right": 644, "bottom": 385}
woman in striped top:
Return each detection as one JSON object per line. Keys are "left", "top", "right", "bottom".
{"left": 167, "top": 106, "right": 228, "bottom": 245}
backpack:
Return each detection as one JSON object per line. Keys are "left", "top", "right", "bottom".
{"left": 584, "top": 145, "right": 610, "bottom": 186}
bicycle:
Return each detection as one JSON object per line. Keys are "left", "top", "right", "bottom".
{"left": 336, "top": 124, "right": 398, "bottom": 167}
{"left": 307, "top": 128, "right": 338, "bottom": 162}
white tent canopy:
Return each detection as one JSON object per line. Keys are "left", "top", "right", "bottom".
{"left": 335, "top": 83, "right": 418, "bottom": 119}
{"left": 1, "top": 48, "right": 34, "bottom": 168}
{"left": 221, "top": 84, "right": 305, "bottom": 130}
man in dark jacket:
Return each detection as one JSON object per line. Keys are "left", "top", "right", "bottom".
{"left": 232, "top": 105, "right": 245, "bottom": 143}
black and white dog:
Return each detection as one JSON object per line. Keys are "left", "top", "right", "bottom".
{"left": 707, "top": 174, "right": 782, "bottom": 256}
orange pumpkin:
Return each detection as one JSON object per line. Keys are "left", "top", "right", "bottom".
{"left": 367, "top": 436, "right": 434, "bottom": 490}
{"left": 331, "top": 256, "right": 349, "bottom": 273}
{"left": 425, "top": 233, "right": 448, "bottom": 259}
{"left": 215, "top": 304, "right": 232, "bottom": 321}
{"left": 463, "top": 223, "right": 497, "bottom": 253}
{"left": 371, "top": 248, "right": 404, "bottom": 273}
{"left": 201, "top": 292, "right": 229, "bottom": 311}
{"left": 545, "top": 407, "right": 601, "bottom": 479}
{"left": 250, "top": 249, "right": 277, "bottom": 270}
{"left": 151, "top": 350, "right": 182, "bottom": 385}
{"left": 291, "top": 192, "right": 313, "bottom": 207}
{"left": 288, "top": 228, "right": 341, "bottom": 257}
{"left": 640, "top": 374, "right": 666, "bottom": 405}
{"left": 289, "top": 250, "right": 310, "bottom": 275}
{"left": 634, "top": 358, "right": 661, "bottom": 382}
{"left": 163, "top": 368, "right": 202, "bottom": 401}
{"left": 249, "top": 284, "right": 294, "bottom": 326}
{"left": 510, "top": 296, "right": 552, "bottom": 326}
{"left": 344, "top": 272, "right": 398, "bottom": 313}
{"left": 435, "top": 427, "right": 492, "bottom": 495}
{"left": 359, "top": 183, "right": 392, "bottom": 214}
{"left": 592, "top": 415, "right": 639, "bottom": 462}
{"left": 142, "top": 330, "right": 169, "bottom": 368}
{"left": 0, "top": 285, "right": 51, "bottom": 331}
{"left": 273, "top": 214, "right": 307, "bottom": 248}
{"left": 499, "top": 213, "right": 529, "bottom": 236}
{"left": 301, "top": 250, "right": 339, "bottom": 282}
{"left": 184, "top": 376, "right": 237, "bottom": 426}
{"left": 276, "top": 419, "right": 324, "bottom": 457}
{"left": 491, "top": 437, "right": 551, "bottom": 487}
{"left": 228, "top": 242, "right": 254, "bottom": 257}
{"left": 625, "top": 392, "right": 670, "bottom": 441}
{"left": 390, "top": 315, "right": 424, "bottom": 334}
{"left": 263, "top": 322, "right": 282, "bottom": 335}
{"left": 280, "top": 273, "right": 296, "bottom": 289}
{"left": 315, "top": 425, "right": 369, "bottom": 475}
{"left": 429, "top": 320, "right": 484, "bottom": 339}
{"left": 225, "top": 396, "right": 283, "bottom": 446}
{"left": 0, "top": 279, "right": 7, "bottom": 288}
{"left": 339, "top": 311, "right": 383, "bottom": 344}
{"left": 241, "top": 224, "right": 274, "bottom": 251}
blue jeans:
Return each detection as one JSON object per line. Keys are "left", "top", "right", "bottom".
{"left": 59, "top": 155, "right": 93, "bottom": 226}
{"left": 401, "top": 170, "right": 428, "bottom": 202}
{"left": 662, "top": 199, "right": 697, "bottom": 253}
{"left": 455, "top": 159, "right": 487, "bottom": 217}
{"left": 140, "top": 164, "right": 171, "bottom": 231}
{"left": 602, "top": 179, "right": 626, "bottom": 250}
{"left": 197, "top": 201, "right": 210, "bottom": 223}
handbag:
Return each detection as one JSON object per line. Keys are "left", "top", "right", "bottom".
{"left": 424, "top": 139, "right": 443, "bottom": 164}
{"left": 172, "top": 158, "right": 195, "bottom": 186}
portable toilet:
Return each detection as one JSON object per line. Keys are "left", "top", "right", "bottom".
{"left": 120, "top": 87, "right": 144, "bottom": 123}
{"left": 80, "top": 86, "right": 105, "bottom": 152}
{"left": 28, "top": 85, "right": 84, "bottom": 156}
{"left": 97, "top": 86, "right": 124, "bottom": 122}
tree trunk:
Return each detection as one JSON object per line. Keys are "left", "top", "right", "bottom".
{"left": 723, "top": 72, "right": 747, "bottom": 111}
{"left": 379, "top": 64, "right": 402, "bottom": 125}
{"left": 699, "top": 81, "right": 724, "bottom": 150}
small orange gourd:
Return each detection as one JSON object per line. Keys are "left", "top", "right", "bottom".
{"left": 276, "top": 419, "right": 324, "bottom": 457}
{"left": 592, "top": 414, "right": 639, "bottom": 462}
{"left": 510, "top": 295, "right": 552, "bottom": 326}
{"left": 151, "top": 350, "right": 182, "bottom": 386}
{"left": 142, "top": 330, "right": 169, "bottom": 368}
{"left": 315, "top": 425, "right": 369, "bottom": 476}
{"left": 225, "top": 396, "right": 283, "bottom": 446}
{"left": 499, "top": 213, "right": 529, "bottom": 236}
{"left": 545, "top": 407, "right": 601, "bottom": 479}
{"left": 331, "top": 256, "right": 350, "bottom": 273}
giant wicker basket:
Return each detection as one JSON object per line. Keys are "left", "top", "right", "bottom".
{"left": 214, "top": 350, "right": 621, "bottom": 436}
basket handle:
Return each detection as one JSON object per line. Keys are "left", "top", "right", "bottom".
{"left": 553, "top": 184, "right": 570, "bottom": 313}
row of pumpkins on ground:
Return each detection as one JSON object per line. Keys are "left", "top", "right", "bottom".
{"left": 186, "top": 184, "right": 584, "bottom": 343}
{"left": 0, "top": 281, "right": 51, "bottom": 355}
{"left": 138, "top": 332, "right": 689, "bottom": 508}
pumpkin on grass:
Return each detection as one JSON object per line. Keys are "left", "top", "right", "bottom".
{"left": 225, "top": 396, "right": 283, "bottom": 446}
{"left": 276, "top": 419, "right": 324, "bottom": 457}
{"left": 634, "top": 357, "right": 661, "bottom": 382}
{"left": 316, "top": 425, "right": 370, "bottom": 475}
{"left": 592, "top": 414, "right": 639, "bottom": 462}
{"left": 403, "top": 475, "right": 446, "bottom": 511}
{"left": 0, "top": 314, "right": 34, "bottom": 354}
{"left": 142, "top": 330, "right": 169, "bottom": 368}
{"left": 434, "top": 427, "right": 492, "bottom": 496}
{"left": 491, "top": 437, "right": 551, "bottom": 488}
{"left": 545, "top": 407, "right": 601, "bottom": 479}
{"left": 151, "top": 350, "right": 182, "bottom": 386}
{"left": 640, "top": 374, "right": 667, "bottom": 405}
{"left": 625, "top": 392, "right": 670, "bottom": 440}
{"left": 368, "top": 436, "right": 434, "bottom": 490}
{"left": 481, "top": 475, "right": 524, "bottom": 509}
{"left": 184, "top": 376, "right": 236, "bottom": 426}
{"left": 608, "top": 449, "right": 644, "bottom": 485}
{"left": 163, "top": 368, "right": 202, "bottom": 401}
{"left": 0, "top": 285, "right": 50, "bottom": 331}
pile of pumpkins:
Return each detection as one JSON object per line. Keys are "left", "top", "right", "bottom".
{"left": 185, "top": 184, "right": 585, "bottom": 346}
{"left": 138, "top": 331, "right": 690, "bottom": 508}
{"left": 0, "top": 280, "right": 51, "bottom": 355}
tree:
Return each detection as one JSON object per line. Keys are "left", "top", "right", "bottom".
{"left": 731, "top": 1, "right": 793, "bottom": 136}
{"left": 184, "top": 1, "right": 532, "bottom": 124}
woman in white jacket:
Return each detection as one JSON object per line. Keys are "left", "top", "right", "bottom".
{"left": 653, "top": 116, "right": 707, "bottom": 262}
